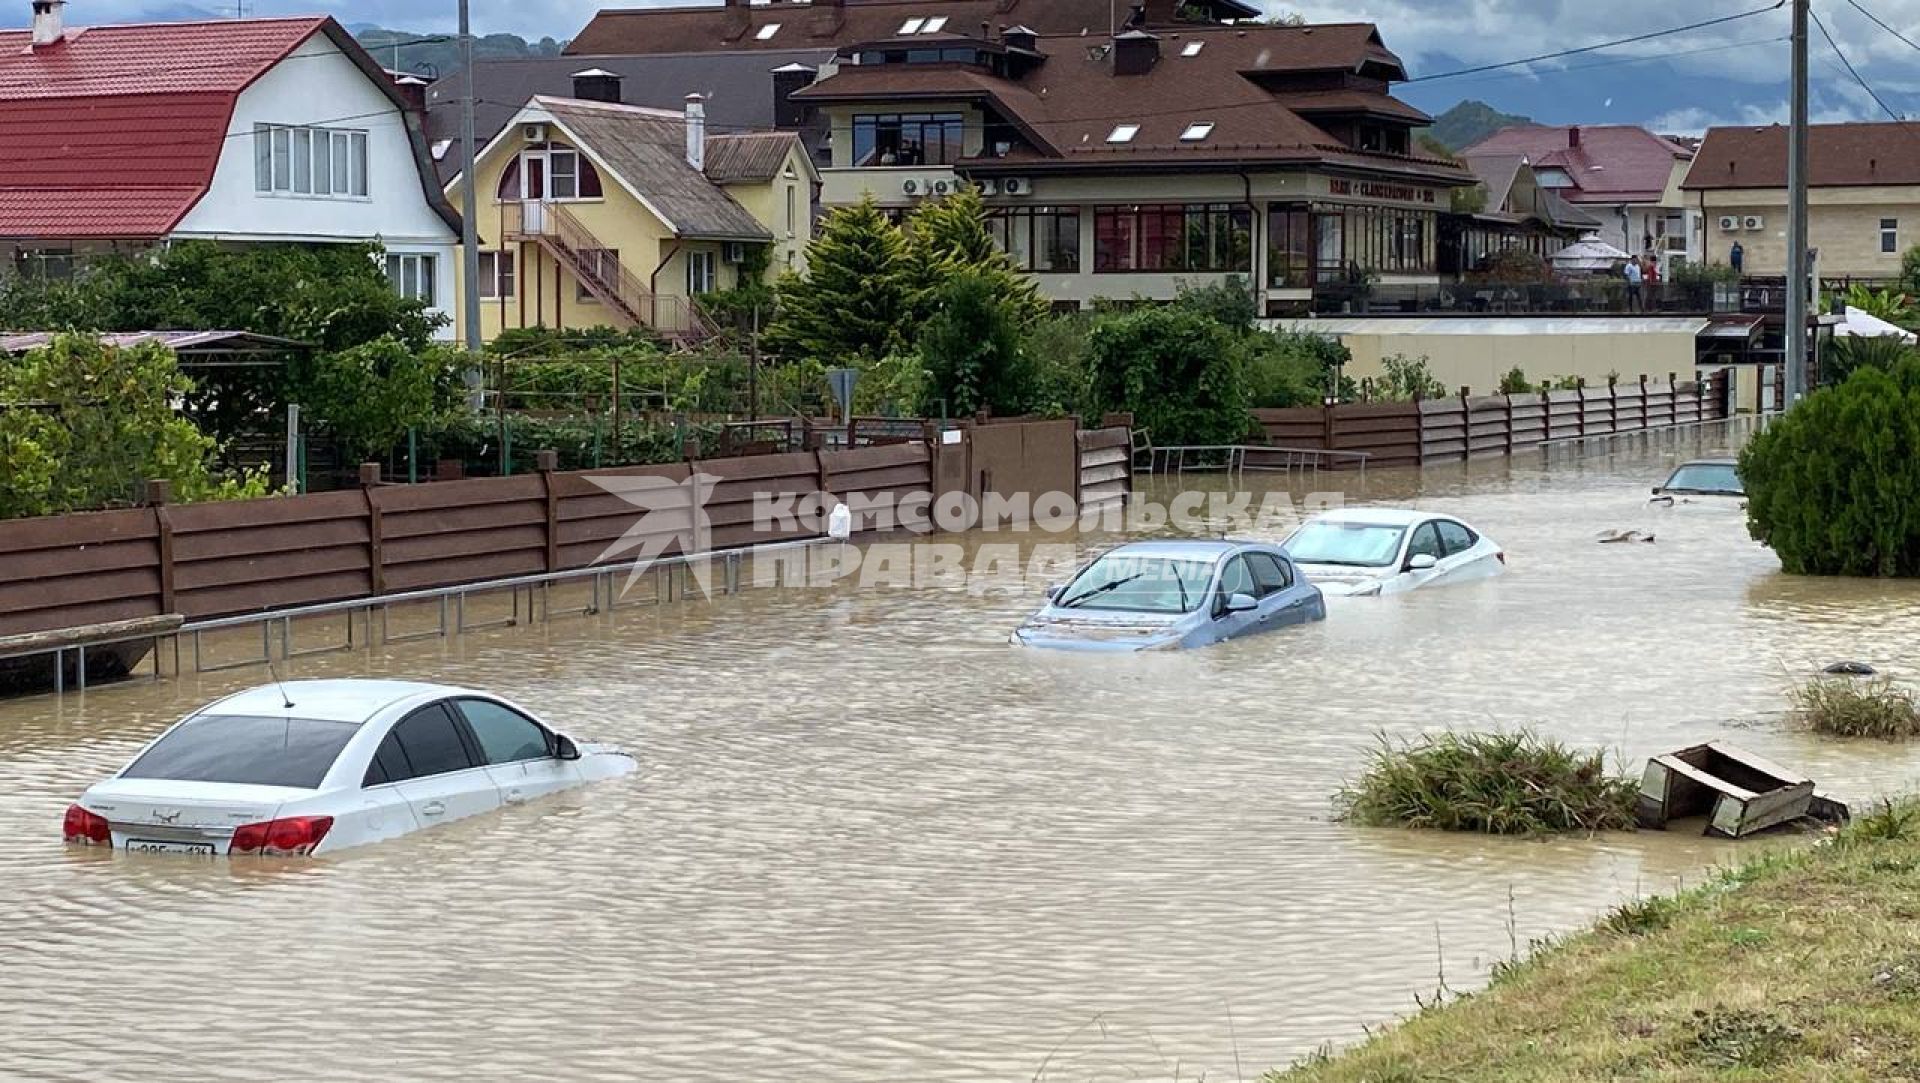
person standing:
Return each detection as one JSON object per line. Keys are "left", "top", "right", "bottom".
{"left": 1624, "top": 256, "right": 1645, "bottom": 312}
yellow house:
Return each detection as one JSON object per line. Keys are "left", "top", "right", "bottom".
{"left": 446, "top": 88, "right": 817, "bottom": 345}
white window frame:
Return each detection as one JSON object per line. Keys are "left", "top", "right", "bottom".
{"left": 1882, "top": 218, "right": 1899, "bottom": 254}
{"left": 255, "top": 123, "right": 369, "bottom": 199}
{"left": 899, "top": 17, "right": 925, "bottom": 34}
{"left": 385, "top": 253, "right": 437, "bottom": 306}
{"left": 1182, "top": 40, "right": 1204, "bottom": 57}
{"left": 687, "top": 250, "right": 717, "bottom": 296}
{"left": 922, "top": 16, "right": 949, "bottom": 32}
{"left": 477, "top": 250, "right": 515, "bottom": 299}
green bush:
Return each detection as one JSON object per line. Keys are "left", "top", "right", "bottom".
{"left": 1086, "top": 305, "right": 1251, "bottom": 446}
{"left": 1243, "top": 331, "right": 1334, "bottom": 409}
{"left": 1023, "top": 313, "right": 1096, "bottom": 419}
{"left": 915, "top": 269, "right": 1033, "bottom": 417}
{"left": 1790, "top": 677, "right": 1920, "bottom": 739}
{"left": 1360, "top": 354, "right": 1449, "bottom": 402}
{"left": 1336, "top": 731, "right": 1640, "bottom": 835}
{"left": 1740, "top": 358, "right": 1920, "bottom": 576}
{"left": 1498, "top": 366, "right": 1533, "bottom": 395}
{"left": 412, "top": 411, "right": 703, "bottom": 473}
{"left": 1822, "top": 334, "right": 1916, "bottom": 387}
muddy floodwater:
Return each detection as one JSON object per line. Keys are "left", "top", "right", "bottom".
{"left": 5, "top": 427, "right": 1920, "bottom": 1081}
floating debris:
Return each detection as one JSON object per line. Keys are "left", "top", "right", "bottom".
{"left": 1637, "top": 742, "right": 1847, "bottom": 838}
{"left": 1598, "top": 529, "right": 1656, "bottom": 544}
{"left": 1822, "top": 661, "right": 1878, "bottom": 677}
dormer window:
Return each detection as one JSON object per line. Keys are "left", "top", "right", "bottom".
{"left": 1107, "top": 124, "right": 1140, "bottom": 144}
{"left": 1181, "top": 40, "right": 1204, "bottom": 57}
{"left": 1180, "top": 122, "right": 1214, "bottom": 142}
{"left": 899, "top": 17, "right": 925, "bottom": 34}
{"left": 756, "top": 23, "right": 780, "bottom": 40}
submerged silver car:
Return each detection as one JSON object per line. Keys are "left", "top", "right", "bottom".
{"left": 1011, "top": 540, "right": 1326, "bottom": 652}
{"left": 1652, "top": 458, "right": 1744, "bottom": 504}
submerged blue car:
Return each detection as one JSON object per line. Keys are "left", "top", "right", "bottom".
{"left": 1011, "top": 539, "right": 1327, "bottom": 652}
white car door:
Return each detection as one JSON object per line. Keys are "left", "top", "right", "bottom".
{"left": 1396, "top": 521, "right": 1447, "bottom": 591}
{"left": 454, "top": 697, "right": 580, "bottom": 808}
{"left": 382, "top": 702, "right": 503, "bottom": 830}
{"left": 1434, "top": 519, "right": 1496, "bottom": 585}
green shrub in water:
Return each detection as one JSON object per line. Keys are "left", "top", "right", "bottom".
{"left": 1336, "top": 731, "right": 1640, "bottom": 835}
{"left": 1791, "top": 678, "right": 1920, "bottom": 740}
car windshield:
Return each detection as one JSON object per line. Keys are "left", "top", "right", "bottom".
{"left": 121, "top": 715, "right": 360, "bottom": 789}
{"left": 1056, "top": 554, "right": 1215, "bottom": 614}
{"left": 1661, "top": 463, "right": 1743, "bottom": 494}
{"left": 1284, "top": 521, "right": 1408, "bottom": 568}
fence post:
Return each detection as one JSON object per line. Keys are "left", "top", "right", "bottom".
{"left": 1577, "top": 377, "right": 1589, "bottom": 439}
{"left": 146, "top": 480, "right": 175, "bottom": 616}
{"left": 537, "top": 449, "right": 560, "bottom": 574}
{"left": 352, "top": 464, "right": 386, "bottom": 596}
{"left": 1639, "top": 374, "right": 1651, "bottom": 430}
{"left": 1539, "top": 388, "right": 1553, "bottom": 443}
{"left": 1505, "top": 389, "right": 1516, "bottom": 456}
{"left": 1457, "top": 387, "right": 1470, "bottom": 463}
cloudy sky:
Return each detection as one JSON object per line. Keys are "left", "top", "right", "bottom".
{"left": 48, "top": 0, "right": 1920, "bottom": 133}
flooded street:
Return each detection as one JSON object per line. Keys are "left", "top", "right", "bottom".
{"left": 5, "top": 427, "right": 1920, "bottom": 1081}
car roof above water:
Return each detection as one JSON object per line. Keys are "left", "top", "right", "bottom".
{"left": 204, "top": 679, "right": 470, "bottom": 724}
{"left": 1104, "top": 539, "right": 1251, "bottom": 561}
{"left": 1309, "top": 507, "right": 1436, "bottom": 528}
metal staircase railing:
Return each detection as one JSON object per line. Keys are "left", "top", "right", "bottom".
{"left": 500, "top": 201, "right": 719, "bottom": 346}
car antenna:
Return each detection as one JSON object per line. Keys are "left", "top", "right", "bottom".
{"left": 266, "top": 659, "right": 295, "bottom": 710}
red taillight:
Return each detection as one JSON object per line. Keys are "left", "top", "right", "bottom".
{"left": 230, "top": 816, "right": 333, "bottom": 857}
{"left": 63, "top": 804, "right": 111, "bottom": 846}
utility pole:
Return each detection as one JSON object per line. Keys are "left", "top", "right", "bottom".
{"left": 1786, "top": 0, "right": 1810, "bottom": 406}
{"left": 458, "top": 0, "right": 485, "bottom": 387}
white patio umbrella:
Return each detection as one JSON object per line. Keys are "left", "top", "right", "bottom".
{"left": 1838, "top": 305, "right": 1917, "bottom": 342}
{"left": 1550, "top": 234, "right": 1632, "bottom": 272}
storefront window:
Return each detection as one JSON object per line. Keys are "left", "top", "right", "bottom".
{"left": 987, "top": 207, "right": 1080, "bottom": 272}
{"left": 1267, "top": 206, "right": 1310, "bottom": 288}
{"left": 1297, "top": 204, "right": 1436, "bottom": 279}
{"left": 1093, "top": 203, "right": 1252, "bottom": 274}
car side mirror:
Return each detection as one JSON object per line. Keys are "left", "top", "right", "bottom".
{"left": 1225, "top": 592, "right": 1259, "bottom": 614}
{"left": 1046, "top": 583, "right": 1064, "bottom": 601}
{"left": 1407, "top": 554, "right": 1438, "bottom": 572}
{"left": 554, "top": 734, "right": 582, "bottom": 761}
{"left": 1651, "top": 486, "right": 1663, "bottom": 495}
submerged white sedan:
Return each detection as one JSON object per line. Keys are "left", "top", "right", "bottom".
{"left": 1283, "top": 508, "right": 1506, "bottom": 596}
{"left": 63, "top": 679, "right": 633, "bottom": 857}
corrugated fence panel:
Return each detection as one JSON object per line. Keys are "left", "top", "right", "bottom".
{"left": 0, "top": 508, "right": 161, "bottom": 636}
{"left": 826, "top": 443, "right": 933, "bottom": 534}
{"left": 1614, "top": 383, "right": 1648, "bottom": 434}
{"left": 1544, "top": 390, "right": 1584, "bottom": 440}
{"left": 701, "top": 452, "right": 824, "bottom": 550}
{"left": 1465, "top": 396, "right": 1510, "bottom": 458}
{"left": 168, "top": 491, "right": 371, "bottom": 619}
{"left": 1252, "top": 408, "right": 1326, "bottom": 448}
{"left": 1509, "top": 397, "right": 1547, "bottom": 451}
{"left": 1331, "top": 403, "right": 1420, "bottom": 467}
{"left": 1418, "top": 398, "right": 1467, "bottom": 462}
{"left": 1078, "top": 427, "right": 1133, "bottom": 508}
{"left": 378, "top": 476, "right": 549, "bottom": 593}
{"left": 552, "top": 463, "right": 691, "bottom": 572}
{"left": 1580, "top": 386, "right": 1617, "bottom": 437}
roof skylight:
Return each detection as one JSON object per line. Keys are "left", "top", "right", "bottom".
{"left": 756, "top": 23, "right": 781, "bottom": 40}
{"left": 923, "top": 16, "right": 949, "bottom": 32}
{"left": 1180, "top": 122, "right": 1215, "bottom": 142}
{"left": 1107, "top": 124, "right": 1140, "bottom": 144}
{"left": 899, "top": 17, "right": 926, "bottom": 34}
{"left": 1181, "top": 40, "right": 1204, "bottom": 57}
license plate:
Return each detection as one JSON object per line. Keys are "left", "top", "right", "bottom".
{"left": 125, "top": 838, "right": 217, "bottom": 856}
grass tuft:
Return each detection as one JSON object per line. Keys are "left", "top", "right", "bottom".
{"left": 1790, "top": 677, "right": 1920, "bottom": 739}
{"left": 1335, "top": 731, "right": 1640, "bottom": 836}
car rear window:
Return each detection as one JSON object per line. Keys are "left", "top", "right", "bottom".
{"left": 122, "top": 715, "right": 360, "bottom": 789}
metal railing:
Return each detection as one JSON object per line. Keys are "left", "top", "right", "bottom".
{"left": 1141, "top": 444, "right": 1370, "bottom": 480}
{"left": 500, "top": 201, "right": 718, "bottom": 342}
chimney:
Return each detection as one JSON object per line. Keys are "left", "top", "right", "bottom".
{"left": 571, "top": 67, "right": 623, "bottom": 104}
{"left": 1112, "top": 29, "right": 1159, "bottom": 76}
{"left": 771, "top": 62, "right": 817, "bottom": 130}
{"left": 685, "top": 93, "right": 707, "bottom": 171}
{"left": 1569, "top": 126, "right": 1582, "bottom": 149}
{"left": 30, "top": 0, "right": 64, "bottom": 48}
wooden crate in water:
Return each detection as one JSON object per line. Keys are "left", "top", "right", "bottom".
{"left": 1637, "top": 742, "right": 1815, "bottom": 839}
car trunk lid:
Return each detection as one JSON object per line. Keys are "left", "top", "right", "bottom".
{"left": 82, "top": 778, "right": 303, "bottom": 834}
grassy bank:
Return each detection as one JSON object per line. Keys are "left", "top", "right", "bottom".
{"left": 1267, "top": 803, "right": 1920, "bottom": 1082}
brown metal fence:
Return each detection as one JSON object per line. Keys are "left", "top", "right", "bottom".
{"left": 1251, "top": 372, "right": 1733, "bottom": 469}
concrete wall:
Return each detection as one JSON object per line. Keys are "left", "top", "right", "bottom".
{"left": 1307, "top": 325, "right": 1695, "bottom": 392}
{"left": 1693, "top": 185, "right": 1920, "bottom": 277}
{"left": 172, "top": 32, "right": 457, "bottom": 334}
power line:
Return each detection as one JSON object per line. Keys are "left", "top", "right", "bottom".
{"left": 1811, "top": 7, "right": 1908, "bottom": 122}
{"left": 1841, "top": 0, "right": 1920, "bottom": 53}
{"left": 1405, "top": 0, "right": 1788, "bottom": 83}
{"left": 1414, "top": 34, "right": 1789, "bottom": 88}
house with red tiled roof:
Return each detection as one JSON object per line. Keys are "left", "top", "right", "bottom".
{"left": 1459, "top": 125, "right": 1699, "bottom": 272}
{"left": 788, "top": 19, "right": 1470, "bottom": 313}
{"left": 0, "top": 2, "right": 461, "bottom": 333}
{"left": 1683, "top": 121, "right": 1920, "bottom": 278}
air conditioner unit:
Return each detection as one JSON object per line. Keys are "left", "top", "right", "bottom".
{"left": 931, "top": 179, "right": 951, "bottom": 196}
{"left": 1002, "top": 177, "right": 1029, "bottom": 196}
{"left": 976, "top": 178, "right": 1001, "bottom": 196}
{"left": 522, "top": 123, "right": 548, "bottom": 143}
{"left": 1718, "top": 215, "right": 1740, "bottom": 231}
{"left": 723, "top": 241, "right": 747, "bottom": 264}
{"left": 1744, "top": 215, "right": 1766, "bottom": 231}
{"left": 901, "top": 177, "right": 921, "bottom": 197}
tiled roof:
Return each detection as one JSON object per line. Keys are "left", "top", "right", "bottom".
{"left": 1460, "top": 125, "right": 1693, "bottom": 204}
{"left": 704, "top": 132, "right": 804, "bottom": 183}
{"left": 793, "top": 24, "right": 1466, "bottom": 184}
{"left": 533, "top": 96, "right": 772, "bottom": 241}
{"left": 0, "top": 16, "right": 461, "bottom": 239}
{"left": 567, "top": 0, "right": 1260, "bottom": 55}
{"left": 1269, "top": 89, "right": 1429, "bottom": 125}
{"left": 1683, "top": 122, "right": 1920, "bottom": 189}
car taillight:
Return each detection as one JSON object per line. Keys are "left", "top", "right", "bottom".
{"left": 63, "top": 804, "right": 111, "bottom": 846}
{"left": 230, "top": 816, "right": 333, "bottom": 857}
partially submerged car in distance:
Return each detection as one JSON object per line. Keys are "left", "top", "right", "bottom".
{"left": 64, "top": 679, "right": 634, "bottom": 857}
{"left": 1284, "top": 508, "right": 1505, "bottom": 597}
{"left": 1651, "top": 458, "right": 1745, "bottom": 504}
{"left": 1012, "top": 539, "right": 1325, "bottom": 652}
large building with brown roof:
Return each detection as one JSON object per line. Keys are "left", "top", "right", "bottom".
{"left": 1683, "top": 121, "right": 1920, "bottom": 278}
{"left": 790, "top": 18, "right": 1472, "bottom": 312}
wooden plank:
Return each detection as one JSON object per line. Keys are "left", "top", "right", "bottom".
{"left": 165, "top": 490, "right": 366, "bottom": 533}
{"left": 0, "top": 614, "right": 182, "bottom": 654}
{"left": 0, "top": 507, "right": 158, "bottom": 555}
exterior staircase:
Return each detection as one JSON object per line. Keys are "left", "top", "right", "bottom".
{"left": 503, "top": 201, "right": 718, "bottom": 348}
